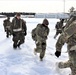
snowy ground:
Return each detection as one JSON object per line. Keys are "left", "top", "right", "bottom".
{"left": 0, "top": 18, "right": 71, "bottom": 75}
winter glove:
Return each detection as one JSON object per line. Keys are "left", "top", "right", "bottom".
{"left": 12, "top": 33, "right": 16, "bottom": 36}
{"left": 55, "top": 51, "right": 61, "bottom": 58}
{"left": 24, "top": 31, "right": 27, "bottom": 36}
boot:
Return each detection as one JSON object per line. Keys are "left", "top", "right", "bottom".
{"left": 6, "top": 34, "right": 9, "bottom": 38}
{"left": 13, "top": 43, "right": 17, "bottom": 49}
{"left": 39, "top": 49, "right": 45, "bottom": 61}
{"left": 40, "top": 56, "right": 43, "bottom": 61}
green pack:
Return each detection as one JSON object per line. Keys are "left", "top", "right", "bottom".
{"left": 31, "top": 28, "right": 37, "bottom": 41}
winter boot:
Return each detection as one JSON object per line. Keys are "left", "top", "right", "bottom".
{"left": 40, "top": 56, "right": 43, "bottom": 61}
{"left": 6, "top": 34, "right": 9, "bottom": 38}
{"left": 17, "top": 42, "right": 21, "bottom": 49}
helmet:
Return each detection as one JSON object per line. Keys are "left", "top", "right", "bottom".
{"left": 42, "top": 18, "right": 49, "bottom": 25}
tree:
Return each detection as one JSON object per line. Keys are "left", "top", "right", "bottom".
{"left": 69, "top": 6, "right": 75, "bottom": 13}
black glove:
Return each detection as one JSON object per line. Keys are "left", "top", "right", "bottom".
{"left": 24, "top": 32, "right": 27, "bottom": 36}
{"left": 12, "top": 33, "right": 16, "bottom": 36}
{"left": 55, "top": 51, "right": 61, "bottom": 57}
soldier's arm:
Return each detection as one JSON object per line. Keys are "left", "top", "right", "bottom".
{"left": 56, "top": 33, "right": 66, "bottom": 52}
{"left": 3, "top": 21, "right": 5, "bottom": 26}
{"left": 47, "top": 28, "right": 50, "bottom": 36}
{"left": 11, "top": 19, "right": 15, "bottom": 35}
{"left": 3, "top": 20, "right": 7, "bottom": 27}
{"left": 11, "top": 18, "right": 14, "bottom": 26}
{"left": 55, "top": 20, "right": 76, "bottom": 57}
{"left": 55, "top": 23, "right": 58, "bottom": 29}
{"left": 56, "top": 20, "right": 76, "bottom": 52}
{"left": 22, "top": 20, "right": 27, "bottom": 36}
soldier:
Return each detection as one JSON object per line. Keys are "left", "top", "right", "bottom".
{"left": 55, "top": 14, "right": 76, "bottom": 75}
{"left": 11, "top": 13, "right": 27, "bottom": 49}
{"left": 54, "top": 19, "right": 64, "bottom": 39}
{"left": 3, "top": 17, "right": 12, "bottom": 38}
{"left": 31, "top": 19, "right": 50, "bottom": 61}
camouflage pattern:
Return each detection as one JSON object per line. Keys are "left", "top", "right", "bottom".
{"left": 31, "top": 28, "right": 37, "bottom": 41}
{"left": 54, "top": 19, "right": 64, "bottom": 39}
{"left": 56, "top": 16, "right": 76, "bottom": 75}
{"left": 58, "top": 51, "right": 76, "bottom": 75}
{"left": 11, "top": 17, "right": 27, "bottom": 49}
{"left": 3, "top": 18, "right": 12, "bottom": 37}
{"left": 32, "top": 23, "right": 49, "bottom": 60}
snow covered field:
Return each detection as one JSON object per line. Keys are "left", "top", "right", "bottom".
{"left": 0, "top": 18, "right": 71, "bottom": 75}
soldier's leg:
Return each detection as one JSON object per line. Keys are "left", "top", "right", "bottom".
{"left": 17, "top": 39, "right": 24, "bottom": 48}
{"left": 9, "top": 30, "right": 11, "bottom": 36}
{"left": 34, "top": 42, "right": 42, "bottom": 55}
{"left": 58, "top": 60, "right": 71, "bottom": 68}
{"left": 35, "top": 41, "right": 42, "bottom": 53}
{"left": 40, "top": 42, "right": 46, "bottom": 61}
{"left": 12, "top": 34, "right": 18, "bottom": 49}
{"left": 6, "top": 28, "right": 9, "bottom": 38}
{"left": 17, "top": 33, "right": 25, "bottom": 48}
{"left": 59, "top": 50, "right": 76, "bottom": 75}
{"left": 4, "top": 26, "right": 6, "bottom": 32}
{"left": 13, "top": 41, "right": 18, "bottom": 49}
{"left": 54, "top": 30, "right": 59, "bottom": 39}
{"left": 70, "top": 66, "right": 76, "bottom": 75}
{"left": 58, "top": 60, "right": 73, "bottom": 75}
{"left": 69, "top": 51, "right": 76, "bottom": 75}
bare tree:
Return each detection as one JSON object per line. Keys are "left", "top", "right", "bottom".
{"left": 69, "top": 6, "right": 75, "bottom": 13}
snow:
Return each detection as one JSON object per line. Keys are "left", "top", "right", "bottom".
{"left": 0, "top": 18, "right": 71, "bottom": 75}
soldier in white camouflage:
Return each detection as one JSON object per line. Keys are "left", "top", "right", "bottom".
{"left": 32, "top": 19, "right": 50, "bottom": 61}
{"left": 55, "top": 14, "right": 76, "bottom": 75}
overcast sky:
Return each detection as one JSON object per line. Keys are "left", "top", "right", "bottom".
{"left": 0, "top": 0, "right": 76, "bottom": 13}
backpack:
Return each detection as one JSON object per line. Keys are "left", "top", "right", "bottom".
{"left": 31, "top": 28, "right": 37, "bottom": 41}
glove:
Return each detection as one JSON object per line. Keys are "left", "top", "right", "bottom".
{"left": 13, "top": 34, "right": 16, "bottom": 37}
{"left": 55, "top": 51, "right": 61, "bottom": 57}
{"left": 24, "top": 32, "right": 27, "bottom": 36}
{"left": 12, "top": 33, "right": 16, "bottom": 36}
